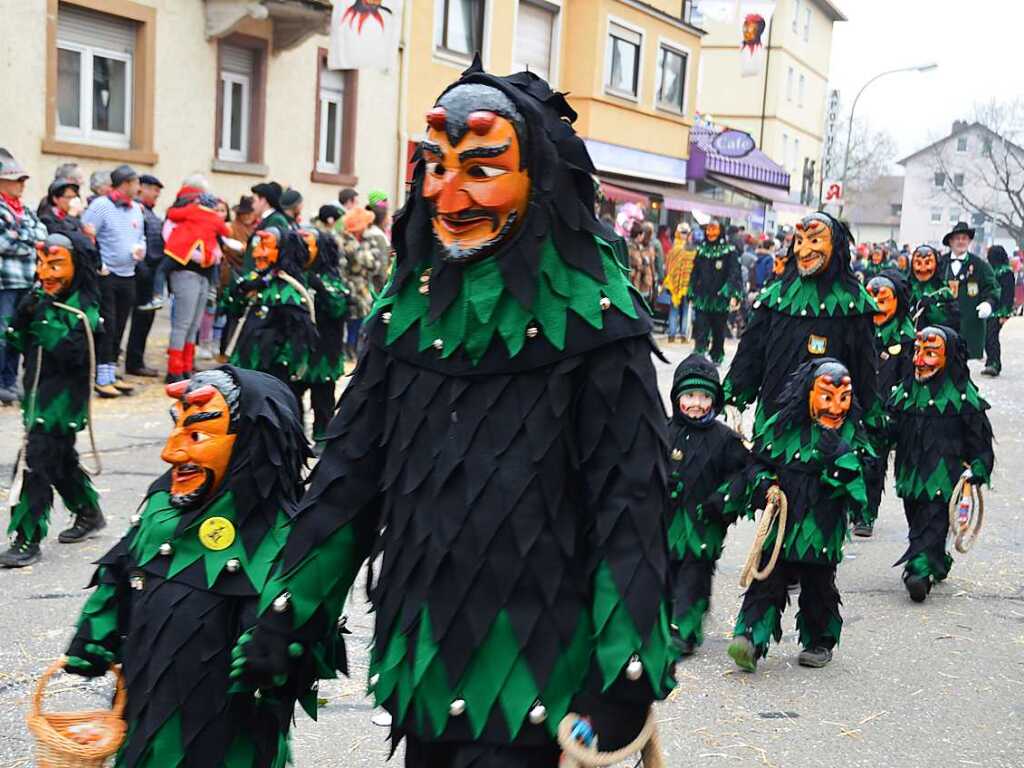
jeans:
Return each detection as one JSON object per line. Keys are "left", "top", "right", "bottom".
{"left": 0, "top": 288, "right": 27, "bottom": 389}
{"left": 98, "top": 274, "right": 136, "bottom": 369}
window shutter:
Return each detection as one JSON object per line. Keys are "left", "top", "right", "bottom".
{"left": 610, "top": 22, "right": 641, "bottom": 47}
{"left": 515, "top": 2, "right": 555, "bottom": 80}
{"left": 221, "top": 45, "right": 257, "bottom": 77}
{"left": 57, "top": 4, "right": 135, "bottom": 53}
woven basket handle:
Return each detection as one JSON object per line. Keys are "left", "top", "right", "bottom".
{"left": 33, "top": 658, "right": 127, "bottom": 719}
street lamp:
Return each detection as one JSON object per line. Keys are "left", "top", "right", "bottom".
{"left": 840, "top": 63, "right": 938, "bottom": 189}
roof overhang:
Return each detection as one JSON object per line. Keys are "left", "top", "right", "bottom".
{"left": 205, "top": 0, "right": 330, "bottom": 51}
{"left": 811, "top": 0, "right": 847, "bottom": 22}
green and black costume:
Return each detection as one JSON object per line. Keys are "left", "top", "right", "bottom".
{"left": 689, "top": 236, "right": 742, "bottom": 364}
{"left": 983, "top": 246, "right": 1014, "bottom": 374}
{"left": 729, "top": 359, "right": 870, "bottom": 661}
{"left": 226, "top": 230, "right": 319, "bottom": 396}
{"left": 233, "top": 66, "right": 677, "bottom": 767}
{"left": 666, "top": 354, "right": 750, "bottom": 651}
{"left": 888, "top": 327, "right": 994, "bottom": 595}
{"left": 2, "top": 233, "right": 102, "bottom": 564}
{"left": 724, "top": 213, "right": 880, "bottom": 433}
{"left": 65, "top": 367, "right": 313, "bottom": 767}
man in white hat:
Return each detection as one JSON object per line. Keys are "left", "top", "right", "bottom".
{"left": 0, "top": 148, "right": 47, "bottom": 403}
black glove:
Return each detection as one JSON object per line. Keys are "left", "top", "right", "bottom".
{"left": 305, "top": 272, "right": 325, "bottom": 293}
{"left": 15, "top": 288, "right": 43, "bottom": 319}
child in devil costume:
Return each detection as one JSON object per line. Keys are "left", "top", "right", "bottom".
{"left": 908, "top": 244, "right": 958, "bottom": 330}
{"left": 231, "top": 64, "right": 678, "bottom": 766}
{"left": 726, "top": 358, "right": 870, "bottom": 672}
{"left": 0, "top": 233, "right": 104, "bottom": 568}
{"left": 226, "top": 228, "right": 319, "bottom": 399}
{"left": 889, "top": 326, "right": 994, "bottom": 602}
{"left": 667, "top": 353, "right": 751, "bottom": 656}
{"left": 689, "top": 220, "right": 743, "bottom": 365}
{"left": 294, "top": 228, "right": 348, "bottom": 449}
{"left": 724, "top": 212, "right": 880, "bottom": 434}
{"left": 853, "top": 269, "right": 916, "bottom": 538}
{"left": 64, "top": 366, "right": 314, "bottom": 767}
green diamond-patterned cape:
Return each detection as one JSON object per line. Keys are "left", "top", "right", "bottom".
{"left": 303, "top": 273, "right": 349, "bottom": 383}
{"left": 228, "top": 272, "right": 317, "bottom": 379}
{"left": 688, "top": 241, "right": 743, "bottom": 314}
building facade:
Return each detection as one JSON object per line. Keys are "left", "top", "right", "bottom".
{"left": 845, "top": 174, "right": 903, "bottom": 246}
{"left": 694, "top": 0, "right": 845, "bottom": 220}
{"left": 898, "top": 121, "right": 1019, "bottom": 250}
{"left": 2, "top": 0, "right": 400, "bottom": 209}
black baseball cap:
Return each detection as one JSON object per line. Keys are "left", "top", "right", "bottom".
{"left": 251, "top": 181, "right": 283, "bottom": 209}
{"left": 110, "top": 164, "right": 138, "bottom": 187}
{"left": 139, "top": 174, "right": 163, "bottom": 188}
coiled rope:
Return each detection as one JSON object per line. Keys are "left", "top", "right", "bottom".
{"left": 948, "top": 474, "right": 984, "bottom": 554}
{"left": 739, "top": 486, "right": 787, "bottom": 588}
{"left": 557, "top": 708, "right": 663, "bottom": 768}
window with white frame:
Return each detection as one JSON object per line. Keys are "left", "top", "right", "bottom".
{"left": 513, "top": 1, "right": 557, "bottom": 83}
{"left": 317, "top": 66, "right": 346, "bottom": 174}
{"left": 218, "top": 45, "right": 255, "bottom": 162}
{"left": 934, "top": 172, "right": 945, "bottom": 188}
{"left": 930, "top": 208, "right": 942, "bottom": 223}
{"left": 56, "top": 5, "right": 135, "bottom": 148}
{"left": 949, "top": 209, "right": 961, "bottom": 223}
{"left": 655, "top": 44, "right": 687, "bottom": 112}
{"left": 606, "top": 22, "right": 642, "bottom": 98}
{"left": 786, "top": 67, "right": 794, "bottom": 101}
{"left": 803, "top": 7, "right": 811, "bottom": 41}
{"left": 956, "top": 135, "right": 968, "bottom": 152}
{"left": 792, "top": 0, "right": 801, "bottom": 32}
{"left": 798, "top": 74, "right": 805, "bottom": 107}
{"left": 953, "top": 173, "right": 964, "bottom": 188}
{"left": 435, "top": 0, "right": 486, "bottom": 59}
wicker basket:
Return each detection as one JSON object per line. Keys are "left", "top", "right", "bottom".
{"left": 26, "top": 658, "right": 127, "bottom": 768}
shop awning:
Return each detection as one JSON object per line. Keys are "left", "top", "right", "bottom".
{"left": 688, "top": 125, "right": 790, "bottom": 190}
{"left": 708, "top": 173, "right": 794, "bottom": 204}
{"left": 600, "top": 182, "right": 649, "bottom": 205}
{"left": 663, "top": 193, "right": 754, "bottom": 219}
{"left": 585, "top": 140, "right": 687, "bottom": 186}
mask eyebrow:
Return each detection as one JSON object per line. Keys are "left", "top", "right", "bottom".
{"left": 458, "top": 142, "right": 511, "bottom": 162}
{"left": 421, "top": 140, "right": 443, "bottom": 157}
{"left": 183, "top": 410, "right": 224, "bottom": 427}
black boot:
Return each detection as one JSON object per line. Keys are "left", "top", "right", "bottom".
{"left": 980, "top": 365, "right": 1000, "bottom": 377}
{"left": 797, "top": 646, "right": 833, "bottom": 668}
{"left": 852, "top": 522, "right": 874, "bottom": 537}
{"left": 0, "top": 537, "right": 41, "bottom": 568}
{"left": 904, "top": 573, "right": 930, "bottom": 603}
{"left": 58, "top": 508, "right": 107, "bottom": 544}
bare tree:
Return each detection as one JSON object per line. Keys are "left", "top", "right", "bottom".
{"left": 827, "top": 116, "right": 900, "bottom": 203}
{"left": 930, "top": 99, "right": 1024, "bottom": 248}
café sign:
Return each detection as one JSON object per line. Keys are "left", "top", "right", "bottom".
{"left": 711, "top": 130, "right": 756, "bottom": 159}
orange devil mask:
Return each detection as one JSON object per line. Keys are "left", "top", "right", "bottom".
{"left": 793, "top": 215, "right": 833, "bottom": 277}
{"left": 421, "top": 86, "right": 531, "bottom": 263}
{"left": 301, "top": 230, "right": 319, "bottom": 269}
{"left": 162, "top": 379, "right": 238, "bottom": 509}
{"left": 912, "top": 247, "right": 937, "bottom": 282}
{"left": 867, "top": 276, "right": 898, "bottom": 326}
{"left": 772, "top": 252, "right": 788, "bottom": 276}
{"left": 704, "top": 222, "right": 722, "bottom": 243}
{"left": 36, "top": 237, "right": 75, "bottom": 297}
{"left": 808, "top": 368, "right": 853, "bottom": 430}
{"left": 913, "top": 328, "right": 947, "bottom": 382}
{"left": 252, "top": 229, "right": 280, "bottom": 272}
{"left": 870, "top": 249, "right": 884, "bottom": 265}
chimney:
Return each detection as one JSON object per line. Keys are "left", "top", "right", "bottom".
{"left": 952, "top": 120, "right": 968, "bottom": 135}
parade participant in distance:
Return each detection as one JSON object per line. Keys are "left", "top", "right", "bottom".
{"left": 981, "top": 245, "right": 1014, "bottom": 377}
{"left": 724, "top": 212, "right": 880, "bottom": 433}
{"left": 941, "top": 222, "right": 998, "bottom": 359}
{"left": 231, "top": 62, "right": 677, "bottom": 767}
{"left": 63, "top": 367, "right": 312, "bottom": 766}
{"left": 667, "top": 353, "right": 752, "bottom": 656}
{"left": 0, "top": 234, "right": 103, "bottom": 567}
{"left": 908, "top": 244, "right": 958, "bottom": 329}
{"left": 727, "top": 359, "right": 871, "bottom": 672}
{"left": 888, "top": 326, "right": 994, "bottom": 602}
{"left": 688, "top": 220, "right": 742, "bottom": 365}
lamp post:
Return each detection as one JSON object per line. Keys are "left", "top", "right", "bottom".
{"left": 840, "top": 63, "right": 938, "bottom": 191}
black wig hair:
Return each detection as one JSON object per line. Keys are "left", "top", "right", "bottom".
{"left": 867, "top": 268, "right": 911, "bottom": 319}
{"left": 775, "top": 356, "right": 862, "bottom": 431}
{"left": 916, "top": 325, "right": 970, "bottom": 389}
{"left": 43, "top": 232, "right": 100, "bottom": 306}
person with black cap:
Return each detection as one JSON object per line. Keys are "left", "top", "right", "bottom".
{"left": 37, "top": 178, "right": 99, "bottom": 273}
{"left": 940, "top": 221, "right": 998, "bottom": 360}
{"left": 982, "top": 244, "right": 1014, "bottom": 376}
{"left": 246, "top": 182, "right": 290, "bottom": 272}
{"left": 83, "top": 163, "right": 146, "bottom": 397}
{"left": 124, "top": 173, "right": 164, "bottom": 377}
{"left": 280, "top": 188, "right": 303, "bottom": 228}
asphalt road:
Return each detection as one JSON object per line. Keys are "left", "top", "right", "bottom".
{"left": 0, "top": 321, "right": 1022, "bottom": 767}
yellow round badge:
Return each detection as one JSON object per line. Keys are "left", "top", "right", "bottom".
{"left": 198, "top": 517, "right": 236, "bottom": 551}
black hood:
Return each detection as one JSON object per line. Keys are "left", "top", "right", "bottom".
{"left": 987, "top": 245, "right": 1009, "bottom": 268}
{"left": 775, "top": 356, "right": 863, "bottom": 431}
{"left": 309, "top": 228, "right": 342, "bottom": 278}
{"left": 670, "top": 353, "right": 723, "bottom": 419}
{"left": 41, "top": 232, "right": 99, "bottom": 305}
{"left": 867, "top": 268, "right": 911, "bottom": 319}
{"left": 388, "top": 57, "right": 612, "bottom": 322}
{"left": 778, "top": 212, "right": 859, "bottom": 294}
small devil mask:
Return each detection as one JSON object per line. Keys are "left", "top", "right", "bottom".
{"left": 704, "top": 221, "right": 722, "bottom": 243}
{"left": 162, "top": 375, "right": 239, "bottom": 509}
{"left": 793, "top": 215, "right": 833, "bottom": 277}
{"left": 421, "top": 84, "right": 531, "bottom": 264}
{"left": 252, "top": 229, "right": 280, "bottom": 272}
{"left": 870, "top": 249, "right": 884, "bottom": 265}
{"left": 808, "top": 363, "right": 852, "bottom": 430}
{"left": 36, "top": 234, "right": 75, "bottom": 298}
{"left": 301, "top": 230, "right": 319, "bottom": 269}
{"left": 772, "top": 251, "right": 788, "bottom": 276}
{"left": 914, "top": 327, "right": 947, "bottom": 382}
{"left": 867, "top": 275, "right": 898, "bottom": 327}
{"left": 912, "top": 247, "right": 937, "bottom": 283}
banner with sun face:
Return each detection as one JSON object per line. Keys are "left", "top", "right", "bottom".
{"left": 739, "top": 1, "right": 775, "bottom": 78}
{"left": 329, "top": 0, "right": 404, "bottom": 71}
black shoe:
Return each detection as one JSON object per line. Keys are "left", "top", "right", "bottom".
{"left": 678, "top": 639, "right": 698, "bottom": 657}
{"left": 58, "top": 510, "right": 107, "bottom": 544}
{"left": 981, "top": 366, "right": 1000, "bottom": 377}
{"left": 852, "top": 522, "right": 874, "bottom": 538}
{"left": 0, "top": 387, "right": 16, "bottom": 404}
{"left": 127, "top": 366, "right": 160, "bottom": 378}
{"left": 905, "top": 574, "right": 930, "bottom": 603}
{"left": 797, "top": 646, "right": 833, "bottom": 668}
{"left": 0, "top": 538, "right": 41, "bottom": 568}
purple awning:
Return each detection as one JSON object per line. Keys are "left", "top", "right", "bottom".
{"left": 688, "top": 126, "right": 790, "bottom": 191}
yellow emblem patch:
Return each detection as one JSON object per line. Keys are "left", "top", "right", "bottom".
{"left": 967, "top": 281, "right": 979, "bottom": 297}
{"left": 807, "top": 334, "right": 828, "bottom": 355}
{"left": 887, "top": 343, "right": 902, "bottom": 356}
{"left": 948, "top": 280, "right": 959, "bottom": 298}
{"left": 198, "top": 516, "right": 236, "bottom": 551}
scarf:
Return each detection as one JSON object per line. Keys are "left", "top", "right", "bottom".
{"left": 1, "top": 192, "right": 24, "bottom": 219}
{"left": 108, "top": 190, "right": 134, "bottom": 208}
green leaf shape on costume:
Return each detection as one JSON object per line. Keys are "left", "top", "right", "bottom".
{"left": 888, "top": 376, "right": 986, "bottom": 416}
{"left": 667, "top": 504, "right": 725, "bottom": 561}
{"left": 74, "top": 577, "right": 119, "bottom": 646}
{"left": 756, "top": 273, "right": 878, "bottom": 318}
{"left": 673, "top": 597, "right": 708, "bottom": 645}
{"left": 314, "top": 274, "right": 349, "bottom": 320}
{"left": 906, "top": 550, "right": 953, "bottom": 581}
{"left": 7, "top": 494, "right": 48, "bottom": 541}
{"left": 130, "top": 491, "right": 289, "bottom": 592}
{"left": 22, "top": 387, "right": 87, "bottom": 435}
{"left": 370, "top": 236, "right": 640, "bottom": 364}
{"left": 302, "top": 352, "right": 346, "bottom": 383}
{"left": 733, "top": 604, "right": 781, "bottom": 654}
{"left": 895, "top": 459, "right": 955, "bottom": 502}
{"left": 797, "top": 612, "right": 842, "bottom": 650}
{"left": 875, "top": 315, "right": 916, "bottom": 348}
{"left": 370, "top": 605, "right": 592, "bottom": 741}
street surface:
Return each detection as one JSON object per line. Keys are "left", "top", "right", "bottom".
{"left": 0, "top": 321, "right": 1022, "bottom": 767}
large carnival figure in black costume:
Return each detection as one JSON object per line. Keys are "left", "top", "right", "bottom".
{"left": 65, "top": 367, "right": 312, "bottom": 766}
{"left": 723, "top": 212, "right": 880, "bottom": 432}
{"left": 233, "top": 63, "right": 677, "bottom": 766}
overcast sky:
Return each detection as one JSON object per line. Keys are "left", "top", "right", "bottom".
{"left": 828, "top": 0, "right": 1024, "bottom": 162}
